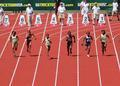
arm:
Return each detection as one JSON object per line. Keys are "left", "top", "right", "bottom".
{"left": 2, "top": 8, "right": 4, "bottom": 16}
{"left": 81, "top": 37, "right": 86, "bottom": 46}
{"left": 49, "top": 38, "right": 52, "bottom": 44}
{"left": 16, "top": 36, "right": 19, "bottom": 41}
{"left": 106, "top": 34, "right": 109, "bottom": 39}
{"left": 72, "top": 35, "right": 76, "bottom": 43}
{"left": 32, "top": 33, "right": 36, "bottom": 40}
{"left": 10, "top": 36, "right": 12, "bottom": 42}
{"left": 90, "top": 36, "right": 93, "bottom": 43}
{"left": 66, "top": 35, "right": 68, "bottom": 41}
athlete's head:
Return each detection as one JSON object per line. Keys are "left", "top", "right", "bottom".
{"left": 28, "top": 3, "right": 31, "bottom": 8}
{"left": 28, "top": 30, "right": 31, "bottom": 34}
{"left": 95, "top": 2, "right": 98, "bottom": 6}
{"left": 84, "top": 0, "right": 87, "bottom": 3}
{"left": 46, "top": 33, "right": 49, "bottom": 38}
{"left": 68, "top": 31, "right": 71, "bottom": 35}
{"left": 113, "top": 0, "right": 116, "bottom": 2}
{"left": 101, "top": 30, "right": 106, "bottom": 34}
{"left": 13, "top": 31, "right": 16, "bottom": 36}
{"left": 60, "top": 2, "right": 64, "bottom": 7}
{"left": 12, "top": 31, "right": 15, "bottom": 34}
{"left": 86, "top": 31, "right": 90, "bottom": 36}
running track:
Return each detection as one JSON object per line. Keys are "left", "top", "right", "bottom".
{"left": 0, "top": 13, "right": 119, "bottom": 86}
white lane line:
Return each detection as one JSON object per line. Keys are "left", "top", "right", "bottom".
{"left": 31, "top": 13, "right": 49, "bottom": 86}
{"left": 54, "top": 25, "right": 63, "bottom": 86}
{"left": 106, "top": 15, "right": 120, "bottom": 70}
{"left": 0, "top": 13, "right": 20, "bottom": 59}
{"left": 77, "top": 13, "right": 80, "bottom": 86}
{"left": 113, "top": 34, "right": 120, "bottom": 39}
{"left": 92, "top": 19, "right": 102, "bottom": 86}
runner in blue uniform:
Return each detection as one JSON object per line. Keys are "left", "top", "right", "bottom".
{"left": 82, "top": 32, "right": 93, "bottom": 57}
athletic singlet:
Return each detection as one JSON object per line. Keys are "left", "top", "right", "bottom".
{"left": 45, "top": 37, "right": 51, "bottom": 46}
{"left": 101, "top": 34, "right": 107, "bottom": 43}
{"left": 26, "top": 34, "right": 32, "bottom": 41}
{"left": 67, "top": 35, "right": 72, "bottom": 42}
{"left": 12, "top": 35, "right": 18, "bottom": 43}
{"left": 86, "top": 35, "right": 91, "bottom": 43}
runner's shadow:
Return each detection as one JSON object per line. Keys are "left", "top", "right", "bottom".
{"left": 30, "top": 54, "right": 39, "bottom": 57}
{"left": 105, "top": 54, "right": 115, "bottom": 57}
{"left": 90, "top": 55, "right": 97, "bottom": 58}
{"left": 49, "top": 57, "right": 57, "bottom": 60}
{"left": 71, "top": 55, "right": 80, "bottom": 57}
{"left": 15, "top": 55, "right": 26, "bottom": 58}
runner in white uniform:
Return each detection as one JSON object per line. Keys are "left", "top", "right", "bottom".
{"left": 43, "top": 34, "right": 52, "bottom": 57}
{"left": 81, "top": 2, "right": 89, "bottom": 15}
{"left": 0, "top": 6, "right": 4, "bottom": 25}
{"left": 100, "top": 30, "right": 109, "bottom": 55}
{"left": 92, "top": 3, "right": 100, "bottom": 23}
{"left": 110, "top": 1, "right": 119, "bottom": 21}
{"left": 80, "top": 0, "right": 85, "bottom": 10}
{"left": 26, "top": 3, "right": 33, "bottom": 27}
{"left": 58, "top": 2, "right": 66, "bottom": 25}
{"left": 10, "top": 31, "right": 19, "bottom": 57}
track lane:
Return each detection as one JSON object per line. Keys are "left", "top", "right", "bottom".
{"left": 56, "top": 13, "right": 77, "bottom": 86}
{"left": 94, "top": 15, "right": 120, "bottom": 86}
{"left": 78, "top": 13, "right": 101, "bottom": 86}
{"left": 33, "top": 13, "right": 61, "bottom": 86}
{"left": 8, "top": 13, "right": 49, "bottom": 86}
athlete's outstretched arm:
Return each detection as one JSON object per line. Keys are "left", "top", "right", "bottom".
{"left": 81, "top": 37, "right": 86, "bottom": 46}
{"left": 72, "top": 35, "right": 76, "bottom": 43}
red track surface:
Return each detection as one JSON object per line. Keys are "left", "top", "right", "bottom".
{"left": 0, "top": 13, "right": 120, "bottom": 86}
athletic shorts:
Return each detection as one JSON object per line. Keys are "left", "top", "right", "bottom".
{"left": 27, "top": 14, "right": 32, "bottom": 26}
{"left": 46, "top": 44, "right": 51, "bottom": 50}
{"left": 58, "top": 13, "right": 65, "bottom": 19}
{"left": 81, "top": 9, "right": 88, "bottom": 15}
{"left": 93, "top": 13, "right": 99, "bottom": 19}
{"left": 67, "top": 42, "right": 72, "bottom": 48}
{"left": 112, "top": 9, "right": 118, "bottom": 15}
{"left": 85, "top": 42, "right": 91, "bottom": 47}
{"left": 26, "top": 40, "right": 31, "bottom": 46}
{"left": 12, "top": 40, "right": 18, "bottom": 48}
{"left": 101, "top": 42, "right": 106, "bottom": 46}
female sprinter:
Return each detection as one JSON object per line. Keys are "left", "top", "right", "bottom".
{"left": 43, "top": 33, "right": 52, "bottom": 57}
{"left": 82, "top": 32, "right": 93, "bottom": 57}
{"left": 66, "top": 31, "right": 76, "bottom": 56}
{"left": 26, "top": 30, "right": 36, "bottom": 53}
{"left": 10, "top": 31, "right": 19, "bottom": 57}
{"left": 100, "top": 30, "right": 109, "bottom": 55}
